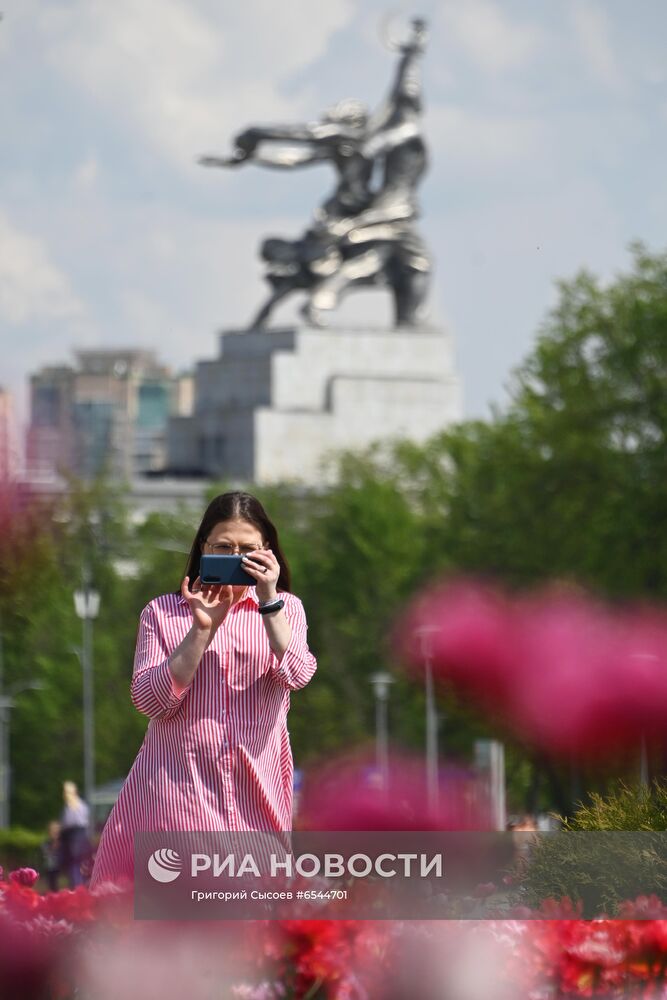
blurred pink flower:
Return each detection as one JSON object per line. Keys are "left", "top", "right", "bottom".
{"left": 397, "top": 581, "right": 516, "bottom": 712}
{"left": 0, "top": 915, "right": 60, "bottom": 1000}
{"left": 616, "top": 894, "right": 667, "bottom": 920}
{"left": 400, "top": 579, "right": 667, "bottom": 760}
{"left": 350, "top": 921, "right": 519, "bottom": 1000}
{"left": 9, "top": 869, "right": 39, "bottom": 888}
{"left": 604, "top": 609, "right": 667, "bottom": 741}
{"left": 298, "top": 752, "right": 493, "bottom": 831}
{"left": 500, "top": 592, "right": 621, "bottom": 756}
{"left": 537, "top": 896, "right": 585, "bottom": 919}
{"left": 74, "top": 922, "right": 251, "bottom": 1000}
{"left": 501, "top": 594, "right": 667, "bottom": 757}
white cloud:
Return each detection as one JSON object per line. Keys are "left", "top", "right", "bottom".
{"left": 569, "top": 1, "right": 625, "bottom": 92}
{"left": 36, "top": 0, "right": 354, "bottom": 167}
{"left": 440, "top": 0, "right": 544, "bottom": 74}
{"left": 0, "top": 211, "right": 86, "bottom": 326}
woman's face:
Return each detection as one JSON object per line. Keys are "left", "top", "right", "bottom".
{"left": 200, "top": 518, "right": 266, "bottom": 594}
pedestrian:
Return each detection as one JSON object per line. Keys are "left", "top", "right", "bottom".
{"left": 507, "top": 814, "right": 539, "bottom": 873}
{"left": 40, "top": 820, "right": 61, "bottom": 892}
{"left": 89, "top": 490, "right": 317, "bottom": 889}
{"left": 59, "top": 781, "right": 93, "bottom": 887}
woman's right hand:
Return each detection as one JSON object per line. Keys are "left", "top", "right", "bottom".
{"left": 181, "top": 575, "right": 238, "bottom": 633}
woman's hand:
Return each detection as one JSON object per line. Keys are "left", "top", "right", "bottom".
{"left": 241, "top": 548, "right": 281, "bottom": 602}
{"left": 181, "top": 575, "right": 243, "bottom": 633}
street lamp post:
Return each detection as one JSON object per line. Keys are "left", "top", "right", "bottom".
{"left": 369, "top": 672, "right": 394, "bottom": 790}
{"left": 416, "top": 625, "right": 440, "bottom": 812}
{"left": 74, "top": 568, "right": 100, "bottom": 809}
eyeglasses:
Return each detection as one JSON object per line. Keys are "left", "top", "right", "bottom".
{"left": 204, "top": 540, "right": 265, "bottom": 556}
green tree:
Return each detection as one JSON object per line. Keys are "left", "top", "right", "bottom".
{"left": 1, "top": 477, "right": 143, "bottom": 828}
{"left": 385, "top": 243, "right": 667, "bottom": 598}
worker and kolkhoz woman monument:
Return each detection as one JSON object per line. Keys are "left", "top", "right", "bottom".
{"left": 200, "top": 17, "right": 432, "bottom": 330}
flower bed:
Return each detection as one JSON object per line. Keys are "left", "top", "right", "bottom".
{"left": 4, "top": 864, "right": 667, "bottom": 998}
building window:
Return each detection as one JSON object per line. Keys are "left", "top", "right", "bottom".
{"left": 72, "top": 401, "right": 114, "bottom": 477}
{"left": 33, "top": 386, "right": 61, "bottom": 427}
{"left": 138, "top": 381, "right": 170, "bottom": 429}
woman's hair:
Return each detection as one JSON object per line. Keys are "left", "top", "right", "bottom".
{"left": 63, "top": 781, "right": 81, "bottom": 808}
{"left": 183, "top": 491, "right": 291, "bottom": 592}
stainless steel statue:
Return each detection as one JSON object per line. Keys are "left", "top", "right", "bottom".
{"left": 200, "top": 18, "right": 431, "bottom": 329}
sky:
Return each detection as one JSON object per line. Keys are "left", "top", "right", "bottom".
{"left": 1, "top": 0, "right": 666, "bottom": 448}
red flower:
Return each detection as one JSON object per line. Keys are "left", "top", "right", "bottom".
{"left": 9, "top": 868, "right": 39, "bottom": 888}
{"left": 1, "top": 880, "right": 43, "bottom": 918}
{"left": 40, "top": 886, "right": 98, "bottom": 924}
{"left": 260, "top": 919, "right": 389, "bottom": 998}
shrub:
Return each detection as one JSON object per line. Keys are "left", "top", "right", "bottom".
{"left": 563, "top": 780, "right": 667, "bottom": 831}
{"left": 0, "top": 827, "right": 44, "bottom": 873}
{"left": 518, "top": 781, "right": 667, "bottom": 916}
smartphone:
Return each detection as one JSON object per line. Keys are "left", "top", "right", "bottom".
{"left": 199, "top": 554, "right": 256, "bottom": 587}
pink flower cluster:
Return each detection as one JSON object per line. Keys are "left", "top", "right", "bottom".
{"left": 5, "top": 863, "right": 667, "bottom": 997}
{"left": 399, "top": 579, "right": 667, "bottom": 759}
{"left": 0, "top": 873, "right": 97, "bottom": 998}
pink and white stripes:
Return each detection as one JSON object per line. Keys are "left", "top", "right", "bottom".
{"left": 89, "top": 588, "right": 317, "bottom": 888}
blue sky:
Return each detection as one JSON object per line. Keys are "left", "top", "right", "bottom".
{"left": 1, "top": 0, "right": 666, "bottom": 443}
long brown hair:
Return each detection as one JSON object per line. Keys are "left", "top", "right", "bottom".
{"left": 183, "top": 491, "right": 291, "bottom": 592}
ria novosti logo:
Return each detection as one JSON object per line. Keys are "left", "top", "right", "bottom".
{"left": 147, "top": 848, "right": 183, "bottom": 883}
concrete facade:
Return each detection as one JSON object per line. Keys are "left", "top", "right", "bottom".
{"left": 168, "top": 325, "right": 462, "bottom": 484}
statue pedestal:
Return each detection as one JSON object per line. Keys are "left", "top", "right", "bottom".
{"left": 168, "top": 325, "right": 463, "bottom": 485}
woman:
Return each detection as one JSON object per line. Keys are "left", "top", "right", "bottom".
{"left": 89, "top": 491, "right": 317, "bottom": 889}
{"left": 59, "top": 781, "right": 93, "bottom": 887}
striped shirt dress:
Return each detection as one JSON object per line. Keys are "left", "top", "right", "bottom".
{"left": 89, "top": 587, "right": 317, "bottom": 889}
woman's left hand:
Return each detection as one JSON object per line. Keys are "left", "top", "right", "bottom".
{"left": 241, "top": 548, "right": 281, "bottom": 602}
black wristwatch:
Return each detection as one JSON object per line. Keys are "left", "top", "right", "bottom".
{"left": 258, "top": 598, "right": 285, "bottom": 616}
